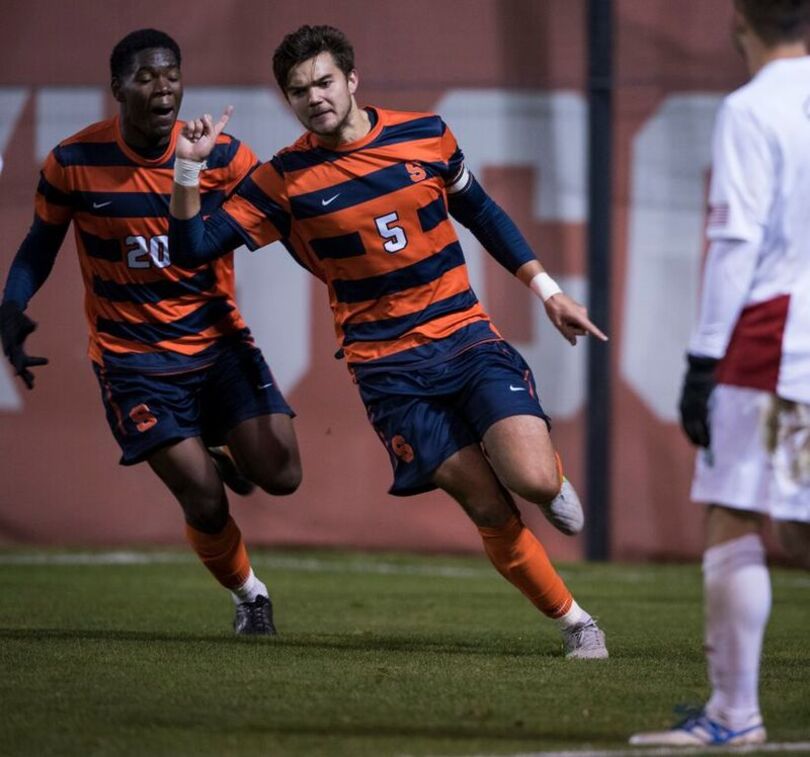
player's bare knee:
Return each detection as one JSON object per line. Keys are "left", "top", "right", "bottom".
{"left": 181, "top": 493, "right": 228, "bottom": 533}
{"left": 169, "top": 481, "right": 228, "bottom": 530}
{"left": 511, "top": 470, "right": 561, "bottom": 505}
{"left": 253, "top": 460, "right": 302, "bottom": 496}
{"left": 184, "top": 507, "right": 228, "bottom": 533}
{"left": 465, "top": 502, "right": 515, "bottom": 528}
{"left": 453, "top": 489, "right": 516, "bottom": 528}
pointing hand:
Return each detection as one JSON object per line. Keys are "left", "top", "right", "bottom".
{"left": 176, "top": 106, "right": 234, "bottom": 162}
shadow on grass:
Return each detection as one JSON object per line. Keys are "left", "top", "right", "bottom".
{"left": 126, "top": 711, "right": 621, "bottom": 747}
{"left": 0, "top": 627, "right": 562, "bottom": 658}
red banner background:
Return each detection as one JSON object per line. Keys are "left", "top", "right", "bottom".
{"left": 0, "top": 1, "right": 749, "bottom": 559}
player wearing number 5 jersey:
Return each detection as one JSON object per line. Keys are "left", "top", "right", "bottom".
{"left": 0, "top": 29, "right": 302, "bottom": 635}
{"left": 170, "top": 25, "right": 609, "bottom": 657}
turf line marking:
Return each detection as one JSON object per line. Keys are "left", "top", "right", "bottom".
{"left": 0, "top": 551, "right": 191, "bottom": 566}
{"left": 446, "top": 742, "right": 810, "bottom": 757}
{"left": 0, "top": 551, "right": 489, "bottom": 577}
{"left": 0, "top": 552, "right": 808, "bottom": 588}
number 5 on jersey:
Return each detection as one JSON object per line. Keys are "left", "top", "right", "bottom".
{"left": 375, "top": 212, "right": 408, "bottom": 253}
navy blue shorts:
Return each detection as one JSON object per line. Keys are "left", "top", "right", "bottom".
{"left": 355, "top": 340, "right": 549, "bottom": 496}
{"left": 94, "top": 341, "right": 294, "bottom": 465}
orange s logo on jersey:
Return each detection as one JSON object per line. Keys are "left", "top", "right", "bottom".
{"left": 391, "top": 434, "right": 415, "bottom": 463}
{"left": 129, "top": 403, "right": 158, "bottom": 432}
{"left": 406, "top": 162, "right": 427, "bottom": 183}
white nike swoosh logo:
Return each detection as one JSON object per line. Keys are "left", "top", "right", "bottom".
{"left": 257, "top": 382, "right": 274, "bottom": 390}
{"left": 509, "top": 385, "right": 527, "bottom": 392}
{"left": 321, "top": 194, "right": 340, "bottom": 206}
{"left": 92, "top": 201, "right": 112, "bottom": 209}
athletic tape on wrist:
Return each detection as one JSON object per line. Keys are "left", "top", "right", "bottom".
{"left": 529, "top": 272, "right": 562, "bottom": 302}
{"left": 174, "top": 157, "right": 206, "bottom": 187}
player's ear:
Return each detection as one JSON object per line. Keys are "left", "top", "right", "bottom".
{"left": 347, "top": 69, "right": 358, "bottom": 96}
{"left": 111, "top": 77, "right": 124, "bottom": 103}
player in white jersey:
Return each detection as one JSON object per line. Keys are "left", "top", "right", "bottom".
{"left": 631, "top": 0, "right": 810, "bottom": 747}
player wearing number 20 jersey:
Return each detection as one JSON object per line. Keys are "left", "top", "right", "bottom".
{"left": 36, "top": 116, "right": 256, "bottom": 374}
{"left": 1, "top": 29, "right": 301, "bottom": 637}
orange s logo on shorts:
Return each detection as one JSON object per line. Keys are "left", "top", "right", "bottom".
{"left": 129, "top": 403, "right": 158, "bottom": 432}
{"left": 406, "top": 162, "right": 427, "bottom": 183}
{"left": 391, "top": 434, "right": 415, "bottom": 463}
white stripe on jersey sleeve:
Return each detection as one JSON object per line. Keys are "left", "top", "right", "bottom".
{"left": 446, "top": 165, "right": 471, "bottom": 194}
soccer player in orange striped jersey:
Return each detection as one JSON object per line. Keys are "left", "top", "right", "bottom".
{"left": 0, "top": 29, "right": 302, "bottom": 635}
{"left": 170, "top": 25, "right": 609, "bottom": 657}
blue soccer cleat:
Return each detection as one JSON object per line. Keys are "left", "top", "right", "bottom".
{"left": 629, "top": 707, "right": 766, "bottom": 746}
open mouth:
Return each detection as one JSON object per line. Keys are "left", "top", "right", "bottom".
{"left": 151, "top": 105, "right": 175, "bottom": 121}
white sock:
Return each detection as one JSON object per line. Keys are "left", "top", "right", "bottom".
{"left": 553, "top": 599, "right": 592, "bottom": 630}
{"left": 703, "top": 533, "right": 770, "bottom": 729}
{"left": 230, "top": 568, "right": 268, "bottom": 605}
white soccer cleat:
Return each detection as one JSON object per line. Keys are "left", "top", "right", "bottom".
{"left": 540, "top": 477, "right": 585, "bottom": 535}
{"left": 629, "top": 708, "right": 766, "bottom": 746}
{"left": 562, "top": 618, "right": 608, "bottom": 659}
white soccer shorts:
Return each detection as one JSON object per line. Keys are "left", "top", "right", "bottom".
{"left": 691, "top": 384, "right": 810, "bottom": 523}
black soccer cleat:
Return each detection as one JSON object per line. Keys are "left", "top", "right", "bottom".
{"left": 234, "top": 594, "right": 277, "bottom": 636}
{"left": 208, "top": 446, "right": 255, "bottom": 496}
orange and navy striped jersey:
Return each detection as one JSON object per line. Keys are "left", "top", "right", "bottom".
{"left": 35, "top": 116, "right": 257, "bottom": 373}
{"left": 219, "top": 107, "right": 500, "bottom": 366}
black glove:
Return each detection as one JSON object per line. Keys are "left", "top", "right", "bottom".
{"left": 0, "top": 301, "right": 49, "bottom": 390}
{"left": 678, "top": 354, "right": 718, "bottom": 448}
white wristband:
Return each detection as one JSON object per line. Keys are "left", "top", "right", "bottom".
{"left": 529, "top": 272, "right": 562, "bottom": 302}
{"left": 174, "top": 157, "right": 206, "bottom": 187}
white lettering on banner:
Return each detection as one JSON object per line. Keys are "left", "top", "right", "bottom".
{"left": 0, "top": 88, "right": 29, "bottom": 411}
{"left": 0, "top": 88, "right": 27, "bottom": 157}
{"left": 620, "top": 94, "right": 722, "bottom": 421}
{"left": 0, "top": 87, "right": 723, "bottom": 420}
{"left": 36, "top": 88, "right": 103, "bottom": 162}
{"left": 436, "top": 91, "right": 587, "bottom": 417}
{"left": 180, "top": 88, "right": 310, "bottom": 395}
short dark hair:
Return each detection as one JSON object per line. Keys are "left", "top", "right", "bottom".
{"left": 735, "top": 0, "right": 810, "bottom": 45}
{"left": 110, "top": 29, "right": 181, "bottom": 79}
{"left": 272, "top": 25, "right": 355, "bottom": 91}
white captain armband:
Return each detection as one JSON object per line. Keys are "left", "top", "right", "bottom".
{"left": 174, "top": 157, "right": 207, "bottom": 187}
{"left": 446, "top": 165, "right": 472, "bottom": 194}
{"left": 529, "top": 272, "right": 562, "bottom": 302}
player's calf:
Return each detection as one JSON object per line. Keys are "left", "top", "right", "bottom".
{"left": 176, "top": 487, "right": 229, "bottom": 534}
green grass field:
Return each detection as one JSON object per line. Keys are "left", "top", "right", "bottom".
{"left": 0, "top": 549, "right": 808, "bottom": 756}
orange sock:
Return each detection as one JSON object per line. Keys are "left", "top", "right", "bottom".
{"left": 478, "top": 515, "right": 573, "bottom": 618}
{"left": 185, "top": 516, "right": 252, "bottom": 590}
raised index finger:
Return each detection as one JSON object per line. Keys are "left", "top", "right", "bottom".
{"left": 213, "top": 105, "right": 235, "bottom": 137}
